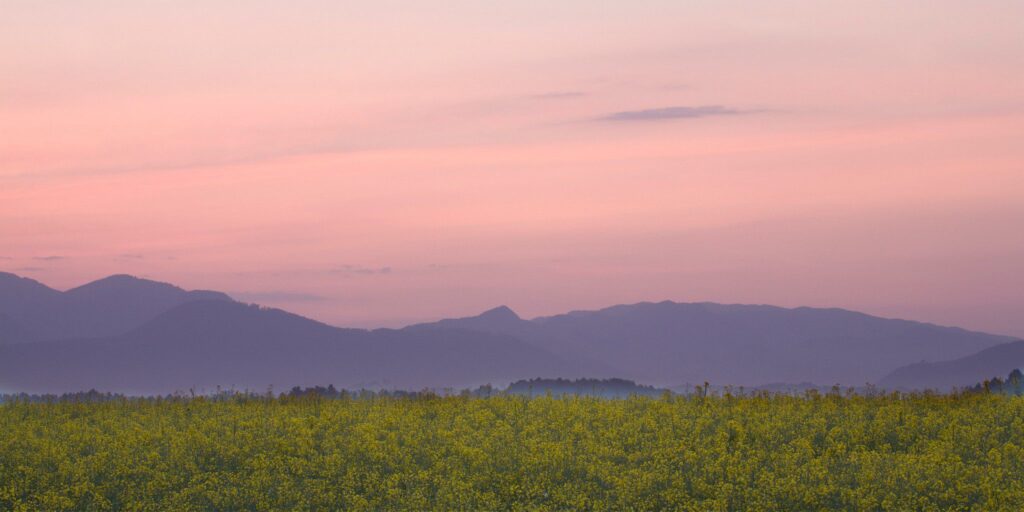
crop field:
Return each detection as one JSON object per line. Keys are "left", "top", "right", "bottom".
{"left": 2, "top": 393, "right": 1023, "bottom": 511}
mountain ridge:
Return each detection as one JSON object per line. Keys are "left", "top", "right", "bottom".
{"left": 0, "top": 273, "right": 233, "bottom": 342}
{"left": 0, "top": 299, "right": 576, "bottom": 394}
{"left": 0, "top": 272, "right": 1016, "bottom": 393}
{"left": 879, "top": 340, "right": 1024, "bottom": 391}
{"left": 409, "top": 300, "right": 1012, "bottom": 386}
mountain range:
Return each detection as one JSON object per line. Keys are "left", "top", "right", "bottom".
{"left": 0, "top": 272, "right": 1020, "bottom": 394}
{"left": 0, "top": 272, "right": 230, "bottom": 342}
{"left": 408, "top": 302, "right": 1016, "bottom": 388}
{"left": 878, "top": 340, "right": 1024, "bottom": 390}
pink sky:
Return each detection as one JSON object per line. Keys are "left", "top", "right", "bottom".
{"left": 2, "top": 1, "right": 1023, "bottom": 335}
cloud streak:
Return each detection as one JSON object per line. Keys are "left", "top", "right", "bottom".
{"left": 331, "top": 265, "right": 393, "bottom": 277}
{"left": 599, "top": 105, "right": 740, "bottom": 122}
{"left": 231, "top": 291, "right": 329, "bottom": 303}
{"left": 32, "top": 256, "right": 65, "bottom": 261}
{"left": 530, "top": 91, "right": 587, "bottom": 100}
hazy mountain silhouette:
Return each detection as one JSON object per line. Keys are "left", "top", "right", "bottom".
{"left": 0, "top": 272, "right": 231, "bottom": 341}
{"left": 407, "top": 305, "right": 618, "bottom": 376}
{"left": 410, "top": 301, "right": 1012, "bottom": 386}
{"left": 878, "top": 340, "right": 1024, "bottom": 391}
{"left": 0, "top": 272, "right": 1015, "bottom": 393}
{"left": 0, "top": 300, "right": 574, "bottom": 394}
{"left": 0, "top": 273, "right": 62, "bottom": 326}
{"left": 428, "top": 305, "right": 525, "bottom": 332}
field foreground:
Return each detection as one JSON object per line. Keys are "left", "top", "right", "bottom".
{"left": 2, "top": 393, "right": 1023, "bottom": 511}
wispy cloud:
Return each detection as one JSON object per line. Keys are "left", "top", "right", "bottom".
{"left": 530, "top": 91, "right": 587, "bottom": 100}
{"left": 332, "top": 265, "right": 393, "bottom": 276}
{"left": 599, "top": 105, "right": 741, "bottom": 122}
{"left": 5, "top": 139, "right": 361, "bottom": 182}
{"left": 32, "top": 255, "right": 65, "bottom": 261}
{"left": 232, "top": 291, "right": 328, "bottom": 303}
{"left": 117, "top": 253, "right": 146, "bottom": 260}
{"left": 661, "top": 83, "right": 691, "bottom": 91}
{"left": 14, "top": 267, "right": 44, "bottom": 272}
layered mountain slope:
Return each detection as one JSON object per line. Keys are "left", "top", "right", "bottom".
{"left": 0, "top": 273, "right": 63, "bottom": 326}
{"left": 0, "top": 300, "right": 574, "bottom": 394}
{"left": 0, "top": 273, "right": 232, "bottom": 341}
{"left": 879, "top": 340, "right": 1024, "bottom": 391}
{"left": 411, "top": 301, "right": 1012, "bottom": 386}
{"left": 0, "top": 272, "right": 1015, "bottom": 393}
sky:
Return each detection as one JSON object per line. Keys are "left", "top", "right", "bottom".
{"left": 2, "top": 1, "right": 1023, "bottom": 336}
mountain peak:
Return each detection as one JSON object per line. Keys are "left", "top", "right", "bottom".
{"left": 76, "top": 273, "right": 162, "bottom": 286}
{"left": 0, "top": 273, "right": 62, "bottom": 303}
{"left": 0, "top": 272, "right": 51, "bottom": 287}
{"left": 63, "top": 274, "right": 233, "bottom": 304}
{"left": 65, "top": 274, "right": 179, "bottom": 297}
{"left": 478, "top": 305, "right": 520, "bottom": 321}
{"left": 98, "top": 273, "right": 142, "bottom": 282}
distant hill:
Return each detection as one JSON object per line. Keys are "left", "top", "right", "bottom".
{"left": 878, "top": 340, "right": 1024, "bottom": 391}
{"left": 0, "top": 272, "right": 1015, "bottom": 393}
{"left": 0, "top": 273, "right": 63, "bottom": 330}
{"left": 0, "top": 300, "right": 575, "bottom": 394}
{"left": 411, "top": 301, "right": 1012, "bottom": 387}
{"left": 0, "top": 273, "right": 232, "bottom": 341}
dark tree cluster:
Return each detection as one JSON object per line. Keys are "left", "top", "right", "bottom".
{"left": 970, "top": 368, "right": 1024, "bottom": 395}
{"left": 505, "top": 377, "right": 668, "bottom": 398}
{"left": 0, "top": 389, "right": 126, "bottom": 404}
